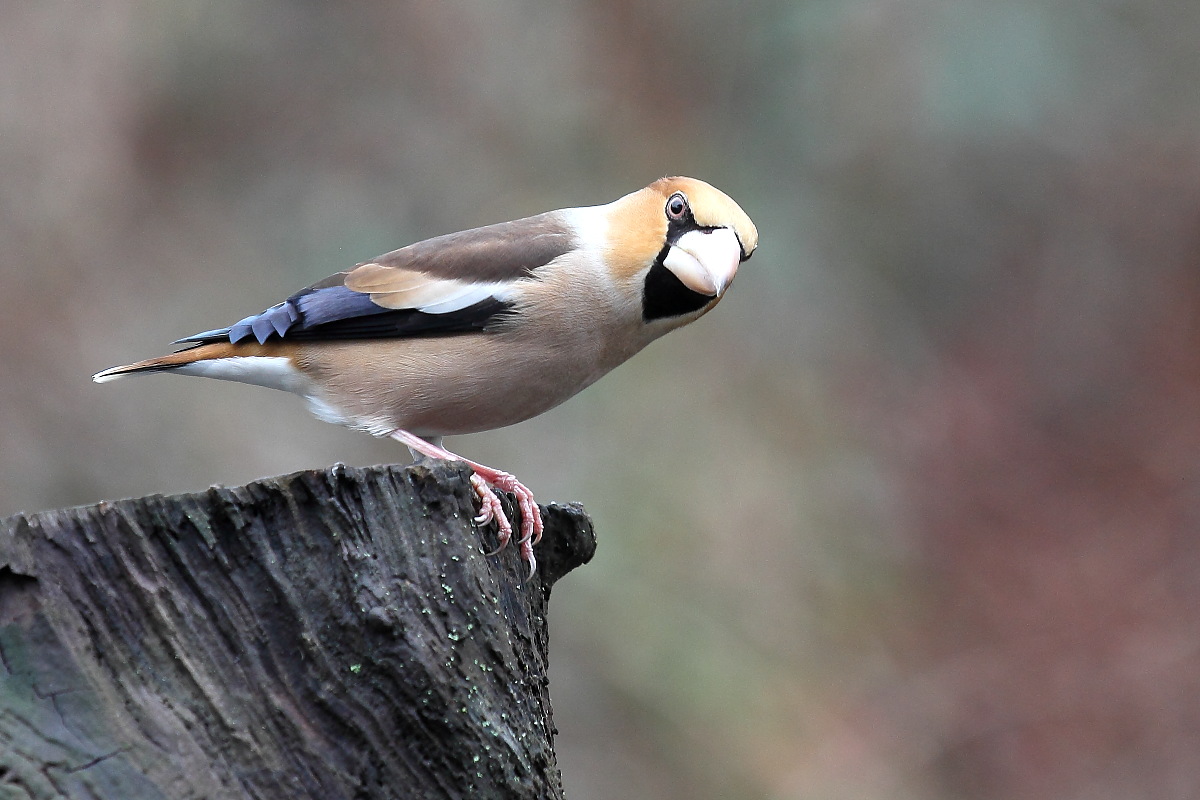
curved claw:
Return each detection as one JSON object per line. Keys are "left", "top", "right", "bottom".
{"left": 518, "top": 542, "right": 537, "bottom": 585}
{"left": 470, "top": 473, "right": 510, "bottom": 554}
{"left": 472, "top": 486, "right": 495, "bottom": 526}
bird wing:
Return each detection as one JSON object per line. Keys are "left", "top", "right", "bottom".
{"left": 177, "top": 212, "right": 575, "bottom": 345}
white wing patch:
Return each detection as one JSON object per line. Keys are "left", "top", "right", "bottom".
{"left": 369, "top": 278, "right": 514, "bottom": 314}
{"left": 347, "top": 263, "right": 516, "bottom": 315}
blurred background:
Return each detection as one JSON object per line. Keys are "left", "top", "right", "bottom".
{"left": 4, "top": 1, "right": 1200, "bottom": 798}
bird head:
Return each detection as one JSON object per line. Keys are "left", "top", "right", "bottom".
{"left": 603, "top": 176, "right": 758, "bottom": 324}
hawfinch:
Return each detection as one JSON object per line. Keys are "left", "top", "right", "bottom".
{"left": 94, "top": 176, "right": 759, "bottom": 575}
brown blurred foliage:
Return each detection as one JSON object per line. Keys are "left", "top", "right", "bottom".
{"left": 3, "top": 2, "right": 1200, "bottom": 799}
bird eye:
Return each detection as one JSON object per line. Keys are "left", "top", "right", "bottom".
{"left": 665, "top": 192, "right": 689, "bottom": 221}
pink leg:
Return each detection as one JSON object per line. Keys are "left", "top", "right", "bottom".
{"left": 390, "top": 429, "right": 543, "bottom": 577}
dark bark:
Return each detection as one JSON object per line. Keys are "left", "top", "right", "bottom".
{"left": 0, "top": 463, "right": 595, "bottom": 800}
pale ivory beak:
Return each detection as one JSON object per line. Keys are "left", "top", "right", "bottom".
{"left": 661, "top": 227, "right": 743, "bottom": 297}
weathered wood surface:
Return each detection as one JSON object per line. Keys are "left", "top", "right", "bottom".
{"left": 0, "top": 463, "right": 595, "bottom": 800}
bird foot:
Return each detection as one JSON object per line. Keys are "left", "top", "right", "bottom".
{"left": 467, "top": 466, "right": 541, "bottom": 579}
{"left": 391, "top": 429, "right": 542, "bottom": 578}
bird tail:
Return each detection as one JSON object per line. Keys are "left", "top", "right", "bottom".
{"left": 92, "top": 342, "right": 244, "bottom": 383}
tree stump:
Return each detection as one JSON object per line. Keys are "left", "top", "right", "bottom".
{"left": 0, "top": 462, "right": 596, "bottom": 800}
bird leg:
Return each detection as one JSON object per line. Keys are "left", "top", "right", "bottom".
{"left": 389, "top": 429, "right": 542, "bottom": 577}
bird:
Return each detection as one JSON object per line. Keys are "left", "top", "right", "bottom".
{"left": 94, "top": 176, "right": 759, "bottom": 576}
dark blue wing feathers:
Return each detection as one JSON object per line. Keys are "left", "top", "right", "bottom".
{"left": 295, "top": 286, "right": 382, "bottom": 328}
{"left": 174, "top": 285, "right": 512, "bottom": 346}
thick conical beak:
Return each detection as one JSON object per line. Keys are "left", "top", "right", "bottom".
{"left": 661, "top": 227, "right": 742, "bottom": 297}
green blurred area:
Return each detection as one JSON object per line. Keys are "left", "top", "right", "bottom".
{"left": 4, "top": 2, "right": 1200, "bottom": 798}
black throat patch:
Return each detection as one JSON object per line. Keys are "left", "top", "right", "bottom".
{"left": 642, "top": 246, "right": 715, "bottom": 322}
